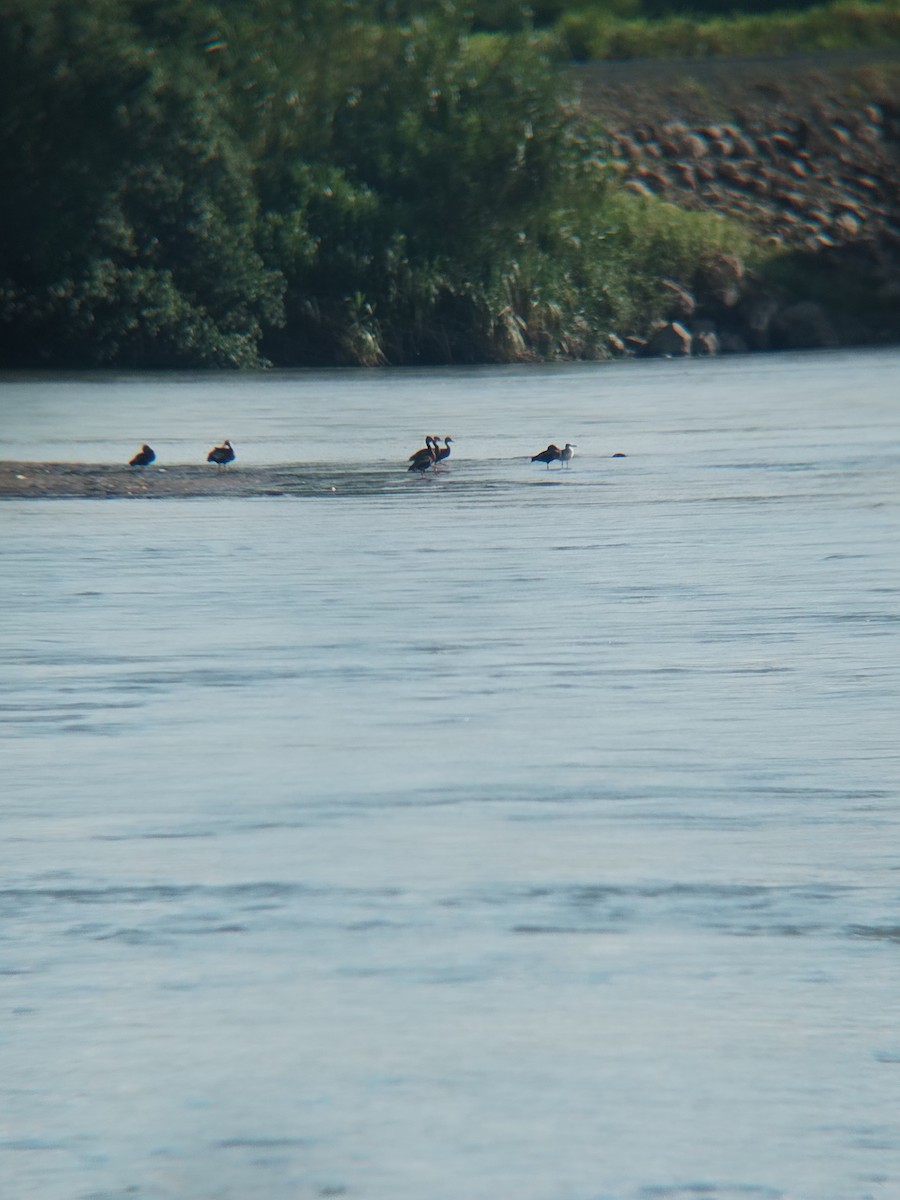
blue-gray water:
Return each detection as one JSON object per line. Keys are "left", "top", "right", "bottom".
{"left": 2, "top": 350, "right": 899, "bottom": 1200}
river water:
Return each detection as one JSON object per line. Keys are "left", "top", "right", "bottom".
{"left": 2, "top": 350, "right": 899, "bottom": 1200}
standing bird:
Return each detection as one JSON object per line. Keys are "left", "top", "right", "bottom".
{"left": 560, "top": 443, "right": 577, "bottom": 468}
{"left": 531, "top": 444, "right": 561, "bottom": 468}
{"left": 408, "top": 436, "right": 437, "bottom": 473}
{"left": 129, "top": 444, "right": 156, "bottom": 467}
{"left": 207, "top": 439, "right": 235, "bottom": 467}
{"left": 433, "top": 436, "right": 453, "bottom": 467}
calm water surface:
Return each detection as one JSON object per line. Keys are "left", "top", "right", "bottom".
{"left": 2, "top": 351, "right": 900, "bottom": 1200}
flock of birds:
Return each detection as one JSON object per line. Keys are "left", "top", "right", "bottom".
{"left": 531, "top": 442, "right": 577, "bottom": 469}
{"left": 407, "top": 435, "right": 453, "bottom": 472}
{"left": 127, "top": 436, "right": 587, "bottom": 472}
{"left": 406, "top": 435, "right": 579, "bottom": 472}
{"left": 128, "top": 440, "right": 235, "bottom": 468}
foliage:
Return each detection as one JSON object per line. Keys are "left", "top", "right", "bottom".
{"left": 554, "top": 0, "right": 900, "bottom": 61}
{"left": 0, "top": 0, "right": 283, "bottom": 366}
{"left": 0, "top": 0, "right": 777, "bottom": 368}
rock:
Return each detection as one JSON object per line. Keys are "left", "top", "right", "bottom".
{"left": 750, "top": 174, "right": 772, "bottom": 196}
{"left": 673, "top": 162, "right": 698, "bottom": 189}
{"left": 645, "top": 321, "right": 692, "bottom": 357}
{"left": 717, "top": 160, "right": 744, "bottom": 183}
{"left": 692, "top": 328, "right": 720, "bottom": 356}
{"left": 683, "top": 133, "right": 709, "bottom": 159}
{"left": 854, "top": 121, "right": 880, "bottom": 146}
{"left": 731, "top": 132, "right": 757, "bottom": 158}
{"left": 771, "top": 132, "right": 796, "bottom": 154}
{"left": 624, "top": 179, "right": 655, "bottom": 199}
{"left": 834, "top": 212, "right": 861, "bottom": 238}
{"left": 771, "top": 301, "right": 839, "bottom": 350}
{"left": 641, "top": 167, "right": 670, "bottom": 191}
{"left": 661, "top": 279, "right": 696, "bottom": 321}
{"left": 624, "top": 335, "right": 648, "bottom": 355}
{"left": 617, "top": 135, "right": 643, "bottom": 161}
{"left": 607, "top": 332, "right": 627, "bottom": 356}
{"left": 701, "top": 253, "right": 745, "bottom": 307}
{"left": 778, "top": 189, "right": 807, "bottom": 211}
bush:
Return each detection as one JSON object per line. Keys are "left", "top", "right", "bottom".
{"left": 0, "top": 0, "right": 283, "bottom": 367}
{"left": 0, "top": 0, "right": 774, "bottom": 368}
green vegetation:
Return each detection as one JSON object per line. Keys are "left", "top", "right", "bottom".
{"left": 0, "top": 1, "right": 283, "bottom": 366}
{"left": 1, "top": 0, "right": 762, "bottom": 368}
{"left": 2, "top": 0, "right": 893, "bottom": 368}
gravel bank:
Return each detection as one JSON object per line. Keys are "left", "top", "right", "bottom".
{"left": 0, "top": 462, "right": 405, "bottom": 500}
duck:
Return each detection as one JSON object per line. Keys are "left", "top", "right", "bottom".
{"left": 531, "top": 444, "right": 561, "bottom": 468}
{"left": 560, "top": 443, "right": 577, "bottom": 468}
{"left": 433, "top": 436, "right": 453, "bottom": 466}
{"left": 129, "top": 444, "right": 156, "bottom": 467}
{"left": 207, "top": 439, "right": 235, "bottom": 467}
{"left": 408, "top": 436, "right": 437, "bottom": 472}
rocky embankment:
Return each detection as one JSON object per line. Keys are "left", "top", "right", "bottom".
{"left": 573, "top": 52, "right": 900, "bottom": 354}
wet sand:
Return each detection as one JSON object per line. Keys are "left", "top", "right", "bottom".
{"left": 0, "top": 461, "right": 404, "bottom": 499}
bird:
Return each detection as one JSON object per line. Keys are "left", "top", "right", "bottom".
{"left": 129, "top": 444, "right": 156, "bottom": 467}
{"left": 433, "top": 436, "right": 453, "bottom": 466}
{"left": 531, "top": 444, "right": 561, "bottom": 468}
{"left": 560, "top": 443, "right": 577, "bottom": 468}
{"left": 408, "top": 436, "right": 437, "bottom": 472}
{"left": 207, "top": 439, "right": 235, "bottom": 467}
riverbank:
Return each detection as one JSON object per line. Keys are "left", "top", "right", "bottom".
{"left": 573, "top": 51, "right": 900, "bottom": 353}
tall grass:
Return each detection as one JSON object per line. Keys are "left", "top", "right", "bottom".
{"left": 454, "top": 175, "right": 762, "bottom": 360}
{"left": 557, "top": 0, "right": 900, "bottom": 60}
